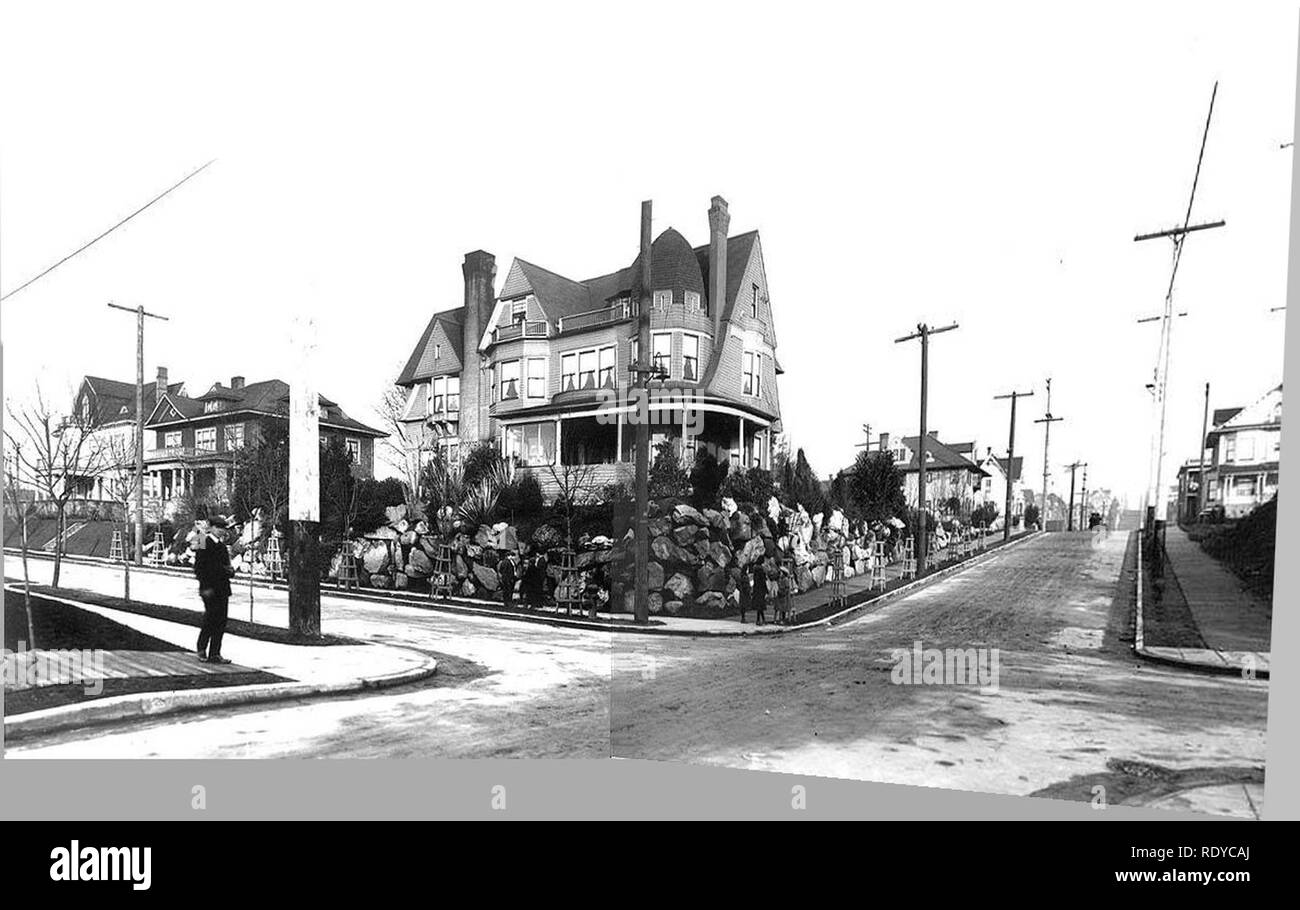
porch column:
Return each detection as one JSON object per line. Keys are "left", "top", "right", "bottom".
{"left": 739, "top": 416, "right": 746, "bottom": 468}
{"left": 555, "top": 418, "right": 563, "bottom": 466}
{"left": 615, "top": 408, "right": 623, "bottom": 462}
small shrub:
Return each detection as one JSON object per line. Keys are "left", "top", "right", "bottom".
{"left": 689, "top": 450, "right": 730, "bottom": 509}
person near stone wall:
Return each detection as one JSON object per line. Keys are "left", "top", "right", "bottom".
{"left": 751, "top": 557, "right": 768, "bottom": 626}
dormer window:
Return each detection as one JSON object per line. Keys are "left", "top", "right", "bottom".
{"left": 653, "top": 290, "right": 671, "bottom": 311}
{"left": 511, "top": 298, "right": 529, "bottom": 324}
{"left": 685, "top": 291, "right": 703, "bottom": 313}
{"left": 204, "top": 400, "right": 223, "bottom": 414}
{"left": 751, "top": 284, "right": 759, "bottom": 319}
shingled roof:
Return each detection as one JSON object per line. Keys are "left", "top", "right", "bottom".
{"left": 148, "top": 378, "right": 383, "bottom": 437}
{"left": 897, "top": 435, "right": 988, "bottom": 475}
{"left": 82, "top": 375, "right": 184, "bottom": 425}
{"left": 396, "top": 308, "right": 465, "bottom": 387}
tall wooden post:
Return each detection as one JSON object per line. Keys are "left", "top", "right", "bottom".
{"left": 895, "top": 321, "right": 958, "bottom": 573}
{"left": 108, "top": 302, "right": 168, "bottom": 564}
{"left": 288, "top": 315, "right": 321, "bottom": 637}
{"left": 1034, "top": 378, "right": 1064, "bottom": 530}
{"left": 994, "top": 388, "right": 1033, "bottom": 541}
{"left": 633, "top": 201, "right": 652, "bottom": 624}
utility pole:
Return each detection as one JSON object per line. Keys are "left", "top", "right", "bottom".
{"left": 1197, "top": 381, "right": 1210, "bottom": 518}
{"left": 1064, "top": 461, "right": 1086, "bottom": 531}
{"left": 631, "top": 201, "right": 654, "bottom": 625}
{"left": 1033, "top": 378, "right": 1063, "bottom": 531}
{"left": 288, "top": 314, "right": 322, "bottom": 637}
{"left": 1134, "top": 81, "right": 1223, "bottom": 530}
{"left": 993, "top": 388, "right": 1033, "bottom": 541}
{"left": 895, "top": 321, "right": 959, "bottom": 573}
{"left": 107, "top": 302, "right": 168, "bottom": 565}
{"left": 1080, "top": 463, "right": 1089, "bottom": 529}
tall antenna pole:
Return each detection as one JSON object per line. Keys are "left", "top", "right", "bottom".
{"left": 108, "top": 301, "right": 169, "bottom": 565}
{"left": 1034, "top": 378, "right": 1064, "bottom": 530}
{"left": 994, "top": 388, "right": 1034, "bottom": 541}
{"left": 896, "top": 321, "right": 958, "bottom": 573}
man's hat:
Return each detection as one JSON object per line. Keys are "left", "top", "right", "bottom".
{"left": 209, "top": 515, "right": 230, "bottom": 530}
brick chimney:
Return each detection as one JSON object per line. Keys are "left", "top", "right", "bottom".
{"left": 707, "top": 196, "right": 729, "bottom": 339}
{"left": 155, "top": 366, "right": 168, "bottom": 401}
{"left": 230, "top": 375, "right": 245, "bottom": 390}
{"left": 461, "top": 250, "right": 497, "bottom": 443}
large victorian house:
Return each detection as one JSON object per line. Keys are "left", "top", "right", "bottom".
{"left": 876, "top": 431, "right": 989, "bottom": 518}
{"left": 396, "top": 197, "right": 783, "bottom": 496}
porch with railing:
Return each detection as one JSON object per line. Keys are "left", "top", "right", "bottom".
{"left": 557, "top": 300, "right": 635, "bottom": 334}
{"left": 493, "top": 320, "right": 550, "bottom": 343}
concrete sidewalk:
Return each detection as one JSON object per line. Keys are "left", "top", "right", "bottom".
{"left": 4, "top": 585, "right": 439, "bottom": 738}
{"left": 1138, "top": 525, "right": 1272, "bottom": 677}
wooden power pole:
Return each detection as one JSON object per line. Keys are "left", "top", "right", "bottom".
{"left": 1064, "top": 461, "right": 1086, "bottom": 531}
{"left": 1134, "top": 81, "right": 1223, "bottom": 527}
{"left": 993, "top": 388, "right": 1033, "bottom": 541}
{"left": 895, "top": 321, "right": 958, "bottom": 573}
{"left": 632, "top": 201, "right": 653, "bottom": 624}
{"left": 107, "top": 302, "right": 168, "bottom": 565}
{"left": 1197, "top": 381, "right": 1211, "bottom": 517}
{"left": 1033, "top": 378, "right": 1063, "bottom": 530}
{"left": 288, "top": 315, "right": 321, "bottom": 637}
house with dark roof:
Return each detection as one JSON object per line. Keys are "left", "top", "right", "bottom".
{"left": 396, "top": 196, "right": 783, "bottom": 495}
{"left": 65, "top": 367, "right": 187, "bottom": 506}
{"left": 142, "top": 373, "right": 385, "bottom": 518}
{"left": 873, "top": 431, "right": 988, "bottom": 518}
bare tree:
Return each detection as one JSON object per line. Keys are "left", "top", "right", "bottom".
{"left": 3, "top": 443, "right": 38, "bottom": 646}
{"left": 545, "top": 461, "right": 599, "bottom": 549}
{"left": 4, "top": 384, "right": 107, "bottom": 588}
{"left": 100, "top": 427, "right": 141, "bottom": 599}
{"left": 376, "top": 380, "right": 423, "bottom": 512}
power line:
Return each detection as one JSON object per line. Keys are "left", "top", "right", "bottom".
{"left": 0, "top": 159, "right": 215, "bottom": 302}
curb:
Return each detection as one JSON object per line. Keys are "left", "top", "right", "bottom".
{"left": 4, "top": 653, "right": 439, "bottom": 741}
{"left": 1130, "top": 528, "right": 1269, "bottom": 679}
{"left": 7, "top": 534, "right": 1035, "bottom": 639}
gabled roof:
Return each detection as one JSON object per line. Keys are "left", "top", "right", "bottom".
{"left": 396, "top": 308, "right": 465, "bottom": 387}
{"left": 1205, "top": 383, "right": 1283, "bottom": 444}
{"left": 996, "top": 456, "right": 1024, "bottom": 483}
{"left": 82, "top": 375, "right": 185, "bottom": 425}
{"left": 1212, "top": 407, "right": 1244, "bottom": 427}
{"left": 147, "top": 378, "right": 384, "bottom": 437}
{"left": 512, "top": 259, "right": 594, "bottom": 322}
{"left": 694, "top": 230, "right": 759, "bottom": 315}
{"left": 896, "top": 435, "right": 988, "bottom": 474}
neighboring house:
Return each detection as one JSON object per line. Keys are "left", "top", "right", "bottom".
{"left": 144, "top": 374, "right": 386, "bottom": 519}
{"left": 55, "top": 367, "right": 187, "bottom": 509}
{"left": 976, "top": 448, "right": 1026, "bottom": 527}
{"left": 875, "top": 431, "right": 988, "bottom": 517}
{"left": 1200, "top": 383, "right": 1282, "bottom": 519}
{"left": 1173, "top": 458, "right": 1205, "bottom": 523}
{"left": 396, "top": 196, "right": 783, "bottom": 497}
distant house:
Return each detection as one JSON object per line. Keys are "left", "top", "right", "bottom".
{"left": 1173, "top": 458, "right": 1205, "bottom": 523}
{"left": 143, "top": 374, "right": 386, "bottom": 519}
{"left": 976, "top": 449, "right": 1026, "bottom": 527}
{"left": 1199, "top": 383, "right": 1282, "bottom": 519}
{"left": 874, "top": 431, "right": 988, "bottom": 518}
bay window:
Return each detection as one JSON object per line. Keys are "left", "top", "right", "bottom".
{"left": 503, "top": 421, "right": 556, "bottom": 466}
{"left": 500, "top": 360, "right": 521, "bottom": 400}
{"left": 652, "top": 332, "right": 672, "bottom": 377}
{"left": 526, "top": 357, "right": 547, "bottom": 399}
{"left": 743, "top": 350, "right": 761, "bottom": 396}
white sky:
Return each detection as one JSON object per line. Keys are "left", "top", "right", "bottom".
{"left": 2, "top": 1, "right": 1296, "bottom": 505}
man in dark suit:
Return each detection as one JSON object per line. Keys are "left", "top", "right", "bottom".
{"left": 194, "top": 516, "right": 236, "bottom": 664}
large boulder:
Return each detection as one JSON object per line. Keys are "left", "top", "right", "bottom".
{"left": 708, "top": 541, "right": 732, "bottom": 567}
{"left": 695, "top": 591, "right": 727, "bottom": 612}
{"left": 499, "top": 525, "right": 520, "bottom": 552}
{"left": 647, "top": 561, "right": 665, "bottom": 592}
{"left": 651, "top": 535, "right": 676, "bottom": 563}
{"left": 362, "top": 541, "right": 391, "bottom": 574}
{"left": 407, "top": 547, "right": 433, "bottom": 578}
{"left": 736, "top": 536, "right": 767, "bottom": 568}
{"left": 648, "top": 592, "right": 664, "bottom": 615}
{"left": 472, "top": 564, "right": 500, "bottom": 592}
{"left": 369, "top": 572, "right": 393, "bottom": 590}
{"left": 796, "top": 565, "right": 814, "bottom": 593}
{"left": 393, "top": 572, "right": 409, "bottom": 590}
{"left": 672, "top": 503, "right": 706, "bottom": 526}
{"left": 459, "top": 579, "right": 477, "bottom": 598}
{"left": 647, "top": 516, "right": 672, "bottom": 539}
{"left": 721, "top": 496, "right": 738, "bottom": 517}
{"left": 663, "top": 572, "right": 695, "bottom": 601}
{"left": 384, "top": 503, "right": 408, "bottom": 526}
{"left": 662, "top": 599, "right": 684, "bottom": 615}
{"left": 370, "top": 525, "right": 400, "bottom": 541}
{"left": 673, "top": 525, "right": 698, "bottom": 548}
{"left": 697, "top": 564, "right": 727, "bottom": 592}
{"left": 811, "top": 564, "right": 828, "bottom": 587}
